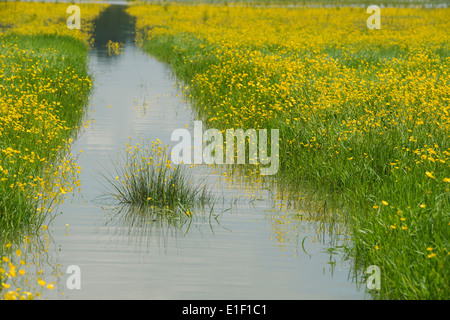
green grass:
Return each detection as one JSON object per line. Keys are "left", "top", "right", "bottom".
{"left": 0, "top": 34, "right": 92, "bottom": 237}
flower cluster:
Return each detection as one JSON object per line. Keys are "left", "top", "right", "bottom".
{"left": 0, "top": 2, "right": 108, "bottom": 299}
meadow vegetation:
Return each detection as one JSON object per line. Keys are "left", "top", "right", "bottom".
{"left": 0, "top": 0, "right": 447, "bottom": 300}
{"left": 127, "top": 3, "right": 449, "bottom": 299}
{"left": 0, "top": 2, "right": 108, "bottom": 299}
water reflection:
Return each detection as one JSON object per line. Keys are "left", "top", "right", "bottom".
{"left": 212, "top": 164, "right": 350, "bottom": 247}
{"left": 92, "top": 4, "right": 135, "bottom": 54}
{"left": 100, "top": 202, "right": 231, "bottom": 255}
{"left": 102, "top": 205, "right": 190, "bottom": 254}
{"left": 0, "top": 228, "right": 66, "bottom": 299}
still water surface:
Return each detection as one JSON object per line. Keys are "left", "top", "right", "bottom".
{"left": 39, "top": 5, "right": 365, "bottom": 299}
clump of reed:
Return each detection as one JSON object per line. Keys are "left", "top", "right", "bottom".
{"left": 100, "top": 139, "right": 212, "bottom": 214}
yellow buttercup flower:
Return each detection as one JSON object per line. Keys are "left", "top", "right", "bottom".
{"left": 425, "top": 171, "right": 435, "bottom": 179}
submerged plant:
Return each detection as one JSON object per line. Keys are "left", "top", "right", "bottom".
{"left": 100, "top": 139, "right": 212, "bottom": 214}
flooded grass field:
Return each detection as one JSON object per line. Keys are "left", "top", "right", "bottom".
{"left": 45, "top": 5, "right": 363, "bottom": 299}
{"left": 1, "top": 1, "right": 448, "bottom": 301}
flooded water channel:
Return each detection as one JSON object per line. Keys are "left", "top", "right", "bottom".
{"left": 33, "top": 5, "right": 365, "bottom": 299}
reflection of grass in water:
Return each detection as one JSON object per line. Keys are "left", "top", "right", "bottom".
{"left": 212, "top": 163, "right": 350, "bottom": 255}
{"left": 106, "top": 40, "right": 124, "bottom": 55}
{"left": 214, "top": 163, "right": 356, "bottom": 283}
{"left": 213, "top": 163, "right": 343, "bottom": 222}
{"left": 0, "top": 226, "right": 63, "bottom": 300}
{"left": 102, "top": 199, "right": 229, "bottom": 252}
{"left": 103, "top": 204, "right": 191, "bottom": 250}
{"left": 100, "top": 139, "right": 212, "bottom": 215}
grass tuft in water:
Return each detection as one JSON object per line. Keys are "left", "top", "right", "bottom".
{"left": 100, "top": 139, "right": 212, "bottom": 213}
